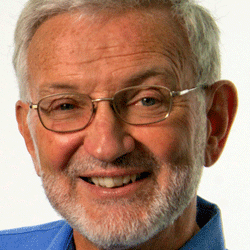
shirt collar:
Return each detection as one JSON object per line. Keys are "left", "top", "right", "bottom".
{"left": 180, "top": 196, "right": 226, "bottom": 250}
{"left": 46, "top": 222, "right": 73, "bottom": 250}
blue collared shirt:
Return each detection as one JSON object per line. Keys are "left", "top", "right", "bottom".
{"left": 180, "top": 197, "right": 226, "bottom": 250}
{"left": 0, "top": 197, "right": 226, "bottom": 249}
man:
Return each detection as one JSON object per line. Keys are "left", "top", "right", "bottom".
{"left": 0, "top": 0, "right": 238, "bottom": 249}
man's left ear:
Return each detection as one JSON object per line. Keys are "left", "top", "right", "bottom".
{"left": 205, "top": 80, "right": 238, "bottom": 167}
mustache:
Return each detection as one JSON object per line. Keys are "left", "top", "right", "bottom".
{"left": 64, "top": 147, "right": 160, "bottom": 176}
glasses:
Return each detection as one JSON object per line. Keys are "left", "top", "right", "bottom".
{"left": 29, "top": 84, "right": 206, "bottom": 132}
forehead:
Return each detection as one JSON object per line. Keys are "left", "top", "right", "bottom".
{"left": 29, "top": 7, "right": 187, "bottom": 49}
{"left": 27, "top": 8, "right": 193, "bottom": 95}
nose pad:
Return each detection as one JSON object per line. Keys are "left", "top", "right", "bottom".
{"left": 109, "top": 100, "right": 119, "bottom": 120}
{"left": 83, "top": 101, "right": 135, "bottom": 162}
{"left": 90, "top": 99, "right": 117, "bottom": 125}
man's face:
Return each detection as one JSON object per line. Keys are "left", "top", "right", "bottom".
{"left": 25, "top": 8, "right": 206, "bottom": 249}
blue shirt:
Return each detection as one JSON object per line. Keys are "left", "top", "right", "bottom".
{"left": 0, "top": 197, "right": 226, "bottom": 249}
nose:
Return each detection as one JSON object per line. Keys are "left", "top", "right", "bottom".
{"left": 82, "top": 101, "right": 135, "bottom": 162}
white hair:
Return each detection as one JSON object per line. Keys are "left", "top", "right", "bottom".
{"left": 13, "top": 0, "right": 220, "bottom": 100}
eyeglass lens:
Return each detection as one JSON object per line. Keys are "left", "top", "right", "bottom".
{"left": 37, "top": 86, "right": 172, "bottom": 132}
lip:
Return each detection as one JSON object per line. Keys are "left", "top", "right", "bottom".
{"left": 79, "top": 170, "right": 152, "bottom": 199}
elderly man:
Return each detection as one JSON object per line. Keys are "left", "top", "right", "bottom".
{"left": 0, "top": 0, "right": 237, "bottom": 249}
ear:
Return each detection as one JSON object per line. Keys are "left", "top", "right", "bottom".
{"left": 205, "top": 80, "right": 238, "bottom": 167}
{"left": 16, "top": 100, "right": 41, "bottom": 175}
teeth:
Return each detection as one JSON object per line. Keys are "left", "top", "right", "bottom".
{"left": 104, "top": 177, "right": 115, "bottom": 188}
{"left": 123, "top": 175, "right": 130, "bottom": 185}
{"left": 89, "top": 174, "right": 139, "bottom": 188}
{"left": 98, "top": 177, "right": 105, "bottom": 187}
{"left": 91, "top": 177, "right": 99, "bottom": 186}
{"left": 131, "top": 174, "right": 136, "bottom": 183}
{"left": 113, "top": 176, "right": 123, "bottom": 186}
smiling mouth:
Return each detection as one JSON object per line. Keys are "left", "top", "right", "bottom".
{"left": 81, "top": 172, "right": 151, "bottom": 188}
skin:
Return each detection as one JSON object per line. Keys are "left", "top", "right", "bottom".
{"left": 16, "top": 7, "right": 238, "bottom": 250}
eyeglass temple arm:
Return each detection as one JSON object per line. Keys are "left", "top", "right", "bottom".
{"left": 30, "top": 104, "right": 38, "bottom": 109}
{"left": 171, "top": 84, "right": 208, "bottom": 97}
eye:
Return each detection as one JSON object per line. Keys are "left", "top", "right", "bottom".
{"left": 127, "top": 89, "right": 163, "bottom": 108}
{"left": 58, "top": 103, "right": 75, "bottom": 111}
{"left": 140, "top": 97, "right": 158, "bottom": 106}
{"left": 39, "top": 96, "right": 83, "bottom": 116}
{"left": 50, "top": 98, "right": 79, "bottom": 112}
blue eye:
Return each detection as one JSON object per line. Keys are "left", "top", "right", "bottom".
{"left": 141, "top": 98, "right": 157, "bottom": 106}
{"left": 60, "top": 103, "right": 75, "bottom": 110}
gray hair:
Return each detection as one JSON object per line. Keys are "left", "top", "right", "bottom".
{"left": 13, "top": 0, "right": 220, "bottom": 100}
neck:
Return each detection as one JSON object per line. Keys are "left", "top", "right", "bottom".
{"left": 73, "top": 197, "right": 199, "bottom": 250}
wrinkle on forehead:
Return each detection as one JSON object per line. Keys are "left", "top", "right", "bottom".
{"left": 27, "top": 7, "right": 194, "bottom": 91}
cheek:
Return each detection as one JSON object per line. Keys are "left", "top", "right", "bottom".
{"left": 134, "top": 118, "right": 195, "bottom": 166}
{"left": 33, "top": 127, "right": 83, "bottom": 173}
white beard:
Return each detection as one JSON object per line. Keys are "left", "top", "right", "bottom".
{"left": 41, "top": 152, "right": 204, "bottom": 249}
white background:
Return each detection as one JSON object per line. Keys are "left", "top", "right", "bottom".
{"left": 0, "top": 0, "right": 249, "bottom": 249}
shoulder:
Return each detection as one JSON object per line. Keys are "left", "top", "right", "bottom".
{"left": 0, "top": 220, "right": 69, "bottom": 250}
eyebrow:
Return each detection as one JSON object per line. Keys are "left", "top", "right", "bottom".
{"left": 125, "top": 68, "right": 176, "bottom": 88}
{"left": 38, "top": 68, "right": 176, "bottom": 97}
{"left": 38, "top": 83, "right": 80, "bottom": 96}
